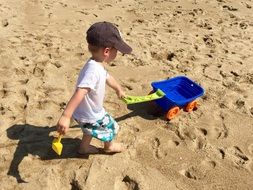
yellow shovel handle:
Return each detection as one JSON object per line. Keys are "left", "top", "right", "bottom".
{"left": 56, "top": 134, "right": 62, "bottom": 142}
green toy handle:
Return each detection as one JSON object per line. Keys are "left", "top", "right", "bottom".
{"left": 122, "top": 89, "right": 165, "bottom": 105}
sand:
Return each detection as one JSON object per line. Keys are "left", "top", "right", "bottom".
{"left": 0, "top": 0, "right": 253, "bottom": 189}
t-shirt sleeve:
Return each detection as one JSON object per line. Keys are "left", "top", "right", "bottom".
{"left": 76, "top": 71, "right": 98, "bottom": 90}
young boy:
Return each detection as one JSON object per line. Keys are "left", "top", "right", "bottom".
{"left": 57, "top": 21, "right": 132, "bottom": 154}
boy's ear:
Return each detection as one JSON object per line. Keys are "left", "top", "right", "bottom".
{"left": 103, "top": 47, "right": 110, "bottom": 56}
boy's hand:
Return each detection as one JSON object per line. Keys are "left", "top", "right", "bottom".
{"left": 57, "top": 115, "right": 70, "bottom": 135}
{"left": 116, "top": 89, "right": 126, "bottom": 99}
{"left": 56, "top": 88, "right": 88, "bottom": 135}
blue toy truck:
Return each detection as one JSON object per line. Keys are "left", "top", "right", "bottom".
{"left": 123, "top": 76, "right": 205, "bottom": 120}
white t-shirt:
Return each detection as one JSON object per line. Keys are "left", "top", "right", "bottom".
{"left": 73, "top": 59, "right": 108, "bottom": 123}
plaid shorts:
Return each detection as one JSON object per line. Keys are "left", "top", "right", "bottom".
{"left": 79, "top": 113, "right": 119, "bottom": 142}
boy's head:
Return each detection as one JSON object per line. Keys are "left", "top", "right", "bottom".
{"left": 86, "top": 21, "right": 132, "bottom": 62}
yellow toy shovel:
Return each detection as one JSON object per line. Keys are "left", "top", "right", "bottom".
{"left": 52, "top": 135, "right": 63, "bottom": 156}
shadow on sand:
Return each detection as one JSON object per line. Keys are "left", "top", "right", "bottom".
{"left": 115, "top": 101, "right": 165, "bottom": 122}
{"left": 6, "top": 124, "right": 87, "bottom": 183}
{"left": 6, "top": 102, "right": 164, "bottom": 183}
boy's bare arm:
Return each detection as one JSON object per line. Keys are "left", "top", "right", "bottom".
{"left": 106, "top": 74, "right": 125, "bottom": 98}
{"left": 57, "top": 88, "right": 89, "bottom": 135}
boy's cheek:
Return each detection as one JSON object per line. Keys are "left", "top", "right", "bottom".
{"left": 113, "top": 51, "right": 118, "bottom": 59}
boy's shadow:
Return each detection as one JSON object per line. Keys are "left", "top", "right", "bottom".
{"left": 6, "top": 124, "right": 85, "bottom": 183}
{"left": 7, "top": 103, "right": 165, "bottom": 183}
{"left": 115, "top": 101, "right": 165, "bottom": 122}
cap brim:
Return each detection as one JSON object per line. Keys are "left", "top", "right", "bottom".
{"left": 114, "top": 40, "right": 132, "bottom": 54}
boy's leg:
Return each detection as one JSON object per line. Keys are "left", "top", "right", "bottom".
{"left": 78, "top": 133, "right": 99, "bottom": 154}
{"left": 102, "top": 114, "right": 123, "bottom": 153}
{"left": 104, "top": 141, "right": 124, "bottom": 153}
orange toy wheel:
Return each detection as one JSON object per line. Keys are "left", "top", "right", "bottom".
{"left": 166, "top": 106, "right": 180, "bottom": 120}
{"left": 185, "top": 100, "right": 197, "bottom": 112}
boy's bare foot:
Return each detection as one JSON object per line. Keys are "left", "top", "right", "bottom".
{"left": 78, "top": 145, "right": 100, "bottom": 155}
{"left": 104, "top": 142, "right": 124, "bottom": 153}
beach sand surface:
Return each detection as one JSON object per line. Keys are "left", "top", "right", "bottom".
{"left": 0, "top": 0, "right": 253, "bottom": 189}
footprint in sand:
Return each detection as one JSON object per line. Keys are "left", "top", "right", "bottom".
{"left": 151, "top": 136, "right": 179, "bottom": 159}
{"left": 167, "top": 140, "right": 180, "bottom": 148}
{"left": 209, "top": 125, "right": 228, "bottom": 140}
{"left": 180, "top": 168, "right": 198, "bottom": 180}
{"left": 173, "top": 127, "right": 197, "bottom": 141}
{"left": 122, "top": 175, "right": 140, "bottom": 190}
{"left": 201, "top": 160, "right": 216, "bottom": 169}
{"left": 180, "top": 166, "right": 203, "bottom": 180}
{"left": 51, "top": 62, "right": 62, "bottom": 68}
{"left": 225, "top": 146, "right": 249, "bottom": 168}
{"left": 193, "top": 137, "right": 206, "bottom": 150}
{"left": 152, "top": 137, "right": 161, "bottom": 159}
{"left": 182, "top": 128, "right": 197, "bottom": 141}
{"left": 211, "top": 148, "right": 226, "bottom": 160}
{"left": 218, "top": 148, "right": 226, "bottom": 159}
{"left": 180, "top": 159, "right": 216, "bottom": 180}
{"left": 198, "top": 128, "right": 208, "bottom": 136}
{"left": 151, "top": 137, "right": 168, "bottom": 159}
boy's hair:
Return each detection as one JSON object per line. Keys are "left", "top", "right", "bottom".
{"left": 88, "top": 44, "right": 103, "bottom": 53}
{"left": 86, "top": 21, "right": 132, "bottom": 54}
